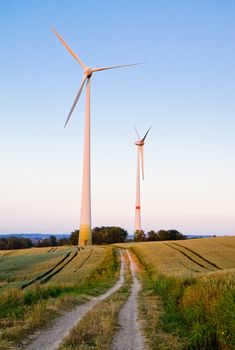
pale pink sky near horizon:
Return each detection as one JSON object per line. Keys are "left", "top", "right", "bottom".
{"left": 1, "top": 1, "right": 235, "bottom": 236}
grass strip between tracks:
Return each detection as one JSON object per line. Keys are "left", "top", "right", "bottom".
{"left": 59, "top": 250, "right": 132, "bottom": 350}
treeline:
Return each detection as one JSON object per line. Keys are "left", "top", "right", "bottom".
{"left": 134, "top": 229, "right": 186, "bottom": 242}
{"left": 36, "top": 235, "right": 69, "bottom": 247}
{"left": 0, "top": 227, "right": 186, "bottom": 250}
{"left": 0, "top": 237, "right": 33, "bottom": 250}
{"left": 0, "top": 235, "right": 67, "bottom": 250}
{"left": 0, "top": 227, "right": 128, "bottom": 250}
{"left": 69, "top": 226, "right": 128, "bottom": 245}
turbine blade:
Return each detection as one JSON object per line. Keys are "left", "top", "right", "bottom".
{"left": 141, "top": 126, "right": 152, "bottom": 142}
{"left": 92, "top": 62, "right": 144, "bottom": 73}
{"left": 140, "top": 146, "right": 144, "bottom": 180}
{"left": 64, "top": 76, "right": 86, "bottom": 127}
{"left": 52, "top": 28, "right": 86, "bottom": 68}
{"left": 134, "top": 125, "right": 141, "bottom": 140}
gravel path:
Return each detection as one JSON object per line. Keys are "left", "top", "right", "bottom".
{"left": 111, "top": 250, "right": 146, "bottom": 350}
{"left": 23, "top": 251, "right": 126, "bottom": 350}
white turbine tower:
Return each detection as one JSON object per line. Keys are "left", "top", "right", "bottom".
{"left": 134, "top": 126, "right": 151, "bottom": 233}
{"left": 52, "top": 28, "right": 141, "bottom": 245}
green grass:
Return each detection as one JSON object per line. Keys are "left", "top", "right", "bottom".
{"left": 131, "top": 245, "right": 235, "bottom": 350}
{"left": 59, "top": 250, "right": 132, "bottom": 350}
{"left": 0, "top": 248, "right": 71, "bottom": 289}
{"left": 0, "top": 246, "right": 120, "bottom": 349}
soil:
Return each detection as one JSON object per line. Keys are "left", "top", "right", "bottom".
{"left": 111, "top": 250, "right": 146, "bottom": 350}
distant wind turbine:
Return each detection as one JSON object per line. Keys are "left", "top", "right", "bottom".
{"left": 134, "top": 126, "right": 151, "bottom": 233}
{"left": 52, "top": 28, "right": 141, "bottom": 245}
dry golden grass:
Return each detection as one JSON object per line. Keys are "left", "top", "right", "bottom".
{"left": 120, "top": 236, "right": 235, "bottom": 278}
{"left": 0, "top": 246, "right": 72, "bottom": 290}
{"left": 122, "top": 237, "right": 235, "bottom": 350}
{"left": 49, "top": 246, "right": 106, "bottom": 284}
{"left": 0, "top": 246, "right": 67, "bottom": 257}
{"left": 175, "top": 236, "right": 235, "bottom": 269}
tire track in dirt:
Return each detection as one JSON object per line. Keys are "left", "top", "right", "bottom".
{"left": 111, "top": 250, "right": 146, "bottom": 350}
{"left": 172, "top": 242, "right": 222, "bottom": 270}
{"left": 40, "top": 248, "right": 79, "bottom": 284}
{"left": 165, "top": 243, "right": 215, "bottom": 271}
{"left": 73, "top": 248, "right": 93, "bottom": 273}
{"left": 21, "top": 248, "right": 78, "bottom": 289}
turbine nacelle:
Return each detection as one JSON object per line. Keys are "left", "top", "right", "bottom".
{"left": 134, "top": 126, "right": 151, "bottom": 180}
{"left": 84, "top": 66, "right": 93, "bottom": 78}
{"left": 135, "top": 140, "right": 144, "bottom": 146}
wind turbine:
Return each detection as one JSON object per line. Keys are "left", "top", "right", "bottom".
{"left": 52, "top": 28, "right": 141, "bottom": 245}
{"left": 134, "top": 126, "right": 151, "bottom": 233}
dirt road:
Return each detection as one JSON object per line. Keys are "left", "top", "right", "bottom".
{"left": 23, "top": 249, "right": 145, "bottom": 350}
{"left": 23, "top": 251, "right": 126, "bottom": 350}
{"left": 111, "top": 250, "right": 146, "bottom": 350}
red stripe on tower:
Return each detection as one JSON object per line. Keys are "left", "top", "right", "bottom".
{"left": 135, "top": 206, "right": 140, "bottom": 209}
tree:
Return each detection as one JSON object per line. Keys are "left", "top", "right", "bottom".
{"left": 2, "top": 236, "right": 33, "bottom": 249}
{"left": 49, "top": 235, "right": 57, "bottom": 246}
{"left": 157, "top": 230, "right": 170, "bottom": 241}
{"left": 147, "top": 230, "right": 158, "bottom": 241}
{"left": 0, "top": 239, "right": 7, "bottom": 250}
{"left": 146, "top": 229, "right": 187, "bottom": 241}
{"left": 92, "top": 226, "right": 128, "bottom": 244}
{"left": 57, "top": 237, "right": 69, "bottom": 246}
{"left": 167, "top": 229, "right": 186, "bottom": 240}
{"left": 38, "top": 238, "right": 50, "bottom": 247}
{"left": 69, "top": 230, "right": 79, "bottom": 245}
{"left": 134, "top": 230, "right": 146, "bottom": 242}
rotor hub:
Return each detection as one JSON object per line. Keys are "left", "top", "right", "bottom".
{"left": 84, "top": 66, "right": 93, "bottom": 78}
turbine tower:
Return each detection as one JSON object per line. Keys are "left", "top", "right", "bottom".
{"left": 52, "top": 28, "right": 140, "bottom": 245}
{"left": 134, "top": 126, "right": 151, "bottom": 233}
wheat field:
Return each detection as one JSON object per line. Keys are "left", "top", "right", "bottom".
{"left": 0, "top": 245, "right": 113, "bottom": 292}
{"left": 121, "top": 236, "right": 235, "bottom": 349}
{"left": 120, "top": 236, "right": 235, "bottom": 278}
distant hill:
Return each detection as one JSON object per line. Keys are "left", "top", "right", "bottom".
{"left": 127, "top": 233, "right": 214, "bottom": 240}
{"left": 0, "top": 233, "right": 70, "bottom": 243}
{"left": 186, "top": 234, "right": 214, "bottom": 239}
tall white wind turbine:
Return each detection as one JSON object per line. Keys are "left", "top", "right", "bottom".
{"left": 134, "top": 126, "right": 151, "bottom": 233}
{"left": 52, "top": 28, "right": 141, "bottom": 245}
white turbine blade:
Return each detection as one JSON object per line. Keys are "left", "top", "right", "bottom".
{"left": 141, "top": 126, "right": 152, "bottom": 142}
{"left": 134, "top": 125, "right": 141, "bottom": 140}
{"left": 64, "top": 76, "right": 87, "bottom": 127}
{"left": 140, "top": 146, "right": 144, "bottom": 180}
{"left": 52, "top": 28, "right": 86, "bottom": 68}
{"left": 92, "top": 63, "right": 144, "bottom": 73}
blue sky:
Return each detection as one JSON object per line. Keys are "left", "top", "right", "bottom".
{"left": 1, "top": 0, "right": 235, "bottom": 235}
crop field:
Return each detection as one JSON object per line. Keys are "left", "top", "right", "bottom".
{"left": 0, "top": 246, "right": 72, "bottom": 289}
{"left": 0, "top": 245, "right": 118, "bottom": 349}
{"left": 0, "top": 246, "right": 111, "bottom": 292}
{"left": 123, "top": 236, "right": 235, "bottom": 350}
{"left": 122, "top": 236, "right": 235, "bottom": 277}
{"left": 0, "top": 238, "right": 234, "bottom": 349}
{"left": 50, "top": 246, "right": 107, "bottom": 284}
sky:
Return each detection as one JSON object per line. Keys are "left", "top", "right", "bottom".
{"left": 1, "top": 0, "right": 235, "bottom": 235}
